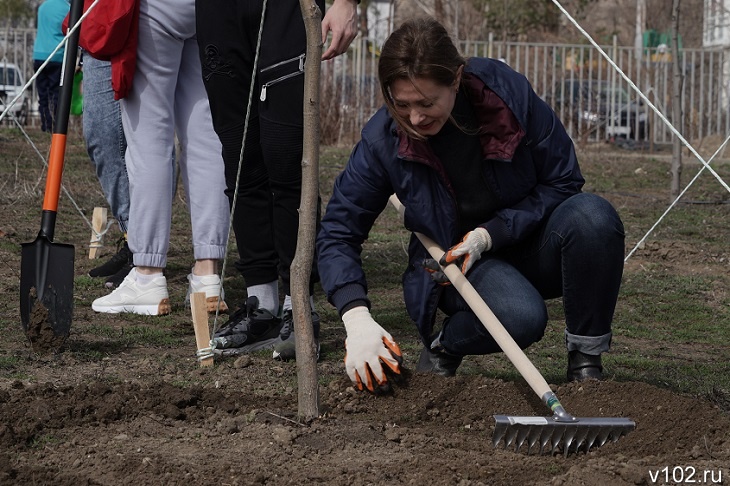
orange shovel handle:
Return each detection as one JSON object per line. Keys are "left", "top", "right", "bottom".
{"left": 42, "top": 134, "right": 68, "bottom": 212}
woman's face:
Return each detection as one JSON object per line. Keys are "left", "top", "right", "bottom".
{"left": 389, "top": 72, "right": 460, "bottom": 137}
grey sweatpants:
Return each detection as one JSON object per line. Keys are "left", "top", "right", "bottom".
{"left": 121, "top": 0, "right": 229, "bottom": 268}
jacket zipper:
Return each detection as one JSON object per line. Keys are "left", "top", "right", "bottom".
{"left": 260, "top": 54, "right": 306, "bottom": 101}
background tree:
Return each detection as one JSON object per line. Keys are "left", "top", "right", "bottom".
{"left": 0, "top": 0, "right": 34, "bottom": 28}
{"left": 670, "top": 0, "right": 683, "bottom": 200}
{"left": 418, "top": 0, "right": 704, "bottom": 46}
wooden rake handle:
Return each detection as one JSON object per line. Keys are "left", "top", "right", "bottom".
{"left": 388, "top": 194, "right": 554, "bottom": 402}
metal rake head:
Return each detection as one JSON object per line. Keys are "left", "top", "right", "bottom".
{"left": 492, "top": 415, "right": 636, "bottom": 456}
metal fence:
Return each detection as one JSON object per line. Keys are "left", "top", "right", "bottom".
{"left": 1, "top": 29, "right": 39, "bottom": 127}
{"left": 469, "top": 36, "right": 729, "bottom": 146}
{"left": 327, "top": 35, "right": 730, "bottom": 146}
{"left": 3, "top": 27, "right": 729, "bottom": 147}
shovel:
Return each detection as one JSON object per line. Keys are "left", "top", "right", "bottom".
{"left": 20, "top": 0, "right": 84, "bottom": 353}
{"left": 389, "top": 195, "right": 635, "bottom": 455}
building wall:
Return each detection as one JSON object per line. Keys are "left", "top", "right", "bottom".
{"left": 704, "top": 0, "right": 730, "bottom": 47}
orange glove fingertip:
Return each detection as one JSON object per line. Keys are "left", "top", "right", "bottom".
{"left": 382, "top": 359, "right": 401, "bottom": 375}
{"left": 353, "top": 370, "right": 364, "bottom": 391}
{"left": 440, "top": 251, "right": 456, "bottom": 265}
{"left": 460, "top": 255, "right": 471, "bottom": 274}
{"left": 383, "top": 337, "right": 402, "bottom": 358}
{"left": 363, "top": 364, "right": 376, "bottom": 392}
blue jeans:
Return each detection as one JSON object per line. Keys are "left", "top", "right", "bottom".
{"left": 438, "top": 193, "right": 624, "bottom": 356}
{"left": 33, "top": 59, "right": 62, "bottom": 132}
{"left": 81, "top": 55, "right": 130, "bottom": 233}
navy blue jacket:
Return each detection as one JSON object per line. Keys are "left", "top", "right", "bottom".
{"left": 316, "top": 57, "right": 584, "bottom": 343}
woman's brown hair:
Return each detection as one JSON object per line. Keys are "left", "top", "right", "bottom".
{"left": 378, "top": 17, "right": 466, "bottom": 140}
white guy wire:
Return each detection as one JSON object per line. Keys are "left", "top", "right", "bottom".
{"left": 625, "top": 137, "right": 730, "bottom": 260}
{"left": 551, "top": 0, "right": 730, "bottom": 263}
{"left": 10, "top": 104, "right": 111, "bottom": 240}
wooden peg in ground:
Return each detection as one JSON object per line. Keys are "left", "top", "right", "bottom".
{"left": 88, "top": 207, "right": 107, "bottom": 259}
{"left": 190, "top": 292, "right": 214, "bottom": 367}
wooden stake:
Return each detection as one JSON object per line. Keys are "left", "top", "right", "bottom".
{"left": 88, "top": 206, "right": 107, "bottom": 259}
{"left": 190, "top": 292, "right": 214, "bottom": 368}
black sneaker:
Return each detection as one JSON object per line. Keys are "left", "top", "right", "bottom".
{"left": 89, "top": 238, "right": 132, "bottom": 278}
{"left": 211, "top": 296, "right": 282, "bottom": 351}
{"left": 104, "top": 264, "right": 133, "bottom": 289}
{"left": 272, "top": 309, "right": 320, "bottom": 361}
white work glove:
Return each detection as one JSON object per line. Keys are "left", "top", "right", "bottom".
{"left": 342, "top": 306, "right": 403, "bottom": 393}
{"left": 440, "top": 227, "right": 492, "bottom": 275}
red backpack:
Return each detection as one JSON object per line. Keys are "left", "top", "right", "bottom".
{"left": 63, "top": 0, "right": 139, "bottom": 100}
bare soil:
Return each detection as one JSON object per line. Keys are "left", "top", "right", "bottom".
{"left": 1, "top": 131, "right": 729, "bottom": 485}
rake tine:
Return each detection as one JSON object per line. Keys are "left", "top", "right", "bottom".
{"left": 611, "top": 430, "right": 621, "bottom": 442}
{"left": 504, "top": 424, "right": 520, "bottom": 449}
{"left": 539, "top": 425, "right": 555, "bottom": 454}
{"left": 584, "top": 428, "right": 601, "bottom": 453}
{"left": 596, "top": 427, "right": 613, "bottom": 447}
{"left": 525, "top": 426, "right": 543, "bottom": 455}
{"left": 572, "top": 427, "right": 590, "bottom": 454}
{"left": 562, "top": 427, "right": 578, "bottom": 457}
{"left": 549, "top": 424, "right": 567, "bottom": 454}
{"left": 514, "top": 425, "right": 531, "bottom": 452}
{"left": 492, "top": 422, "right": 508, "bottom": 448}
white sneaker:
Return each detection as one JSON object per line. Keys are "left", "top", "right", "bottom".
{"left": 186, "top": 273, "right": 228, "bottom": 314}
{"left": 92, "top": 268, "right": 171, "bottom": 315}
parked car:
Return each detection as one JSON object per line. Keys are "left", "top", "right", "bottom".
{"left": 0, "top": 61, "right": 29, "bottom": 126}
{"left": 546, "top": 79, "right": 648, "bottom": 140}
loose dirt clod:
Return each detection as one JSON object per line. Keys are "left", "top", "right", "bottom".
{"left": 25, "top": 287, "right": 66, "bottom": 354}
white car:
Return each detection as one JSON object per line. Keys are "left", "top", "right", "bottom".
{"left": 0, "top": 61, "right": 29, "bottom": 125}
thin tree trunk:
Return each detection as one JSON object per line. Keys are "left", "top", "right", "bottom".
{"left": 293, "top": 0, "right": 322, "bottom": 421}
{"left": 670, "top": 0, "right": 683, "bottom": 200}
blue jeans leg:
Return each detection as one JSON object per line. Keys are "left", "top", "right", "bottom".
{"left": 438, "top": 193, "right": 624, "bottom": 357}
{"left": 81, "top": 56, "right": 130, "bottom": 233}
{"left": 438, "top": 258, "right": 549, "bottom": 355}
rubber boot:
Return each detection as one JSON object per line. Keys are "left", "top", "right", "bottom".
{"left": 567, "top": 350, "right": 603, "bottom": 382}
{"left": 416, "top": 342, "right": 462, "bottom": 377}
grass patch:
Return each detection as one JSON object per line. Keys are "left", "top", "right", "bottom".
{"left": 80, "top": 323, "right": 184, "bottom": 348}
{"left": 28, "top": 434, "right": 60, "bottom": 449}
{"left": 618, "top": 273, "right": 729, "bottom": 343}
{"left": 119, "top": 325, "right": 183, "bottom": 347}
{"left": 0, "top": 354, "right": 21, "bottom": 369}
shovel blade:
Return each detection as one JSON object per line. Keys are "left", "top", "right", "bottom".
{"left": 20, "top": 235, "right": 75, "bottom": 352}
{"left": 493, "top": 415, "right": 635, "bottom": 456}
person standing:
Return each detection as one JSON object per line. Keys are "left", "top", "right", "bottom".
{"left": 317, "top": 17, "right": 625, "bottom": 393}
{"left": 92, "top": 0, "right": 230, "bottom": 316}
{"left": 82, "top": 52, "right": 134, "bottom": 289}
{"left": 195, "top": 0, "right": 359, "bottom": 360}
{"left": 32, "top": 0, "right": 70, "bottom": 132}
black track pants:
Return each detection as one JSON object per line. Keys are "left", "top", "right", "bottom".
{"left": 196, "top": 0, "right": 324, "bottom": 294}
